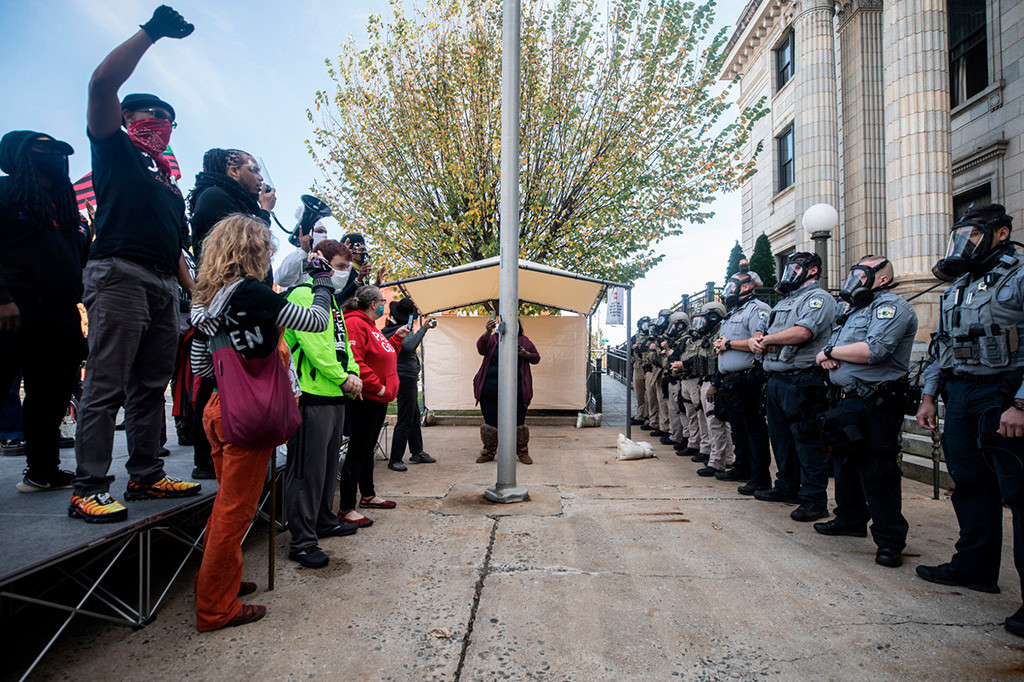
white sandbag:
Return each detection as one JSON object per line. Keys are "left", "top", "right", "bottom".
{"left": 616, "top": 432, "right": 655, "bottom": 460}
{"left": 576, "top": 412, "right": 603, "bottom": 428}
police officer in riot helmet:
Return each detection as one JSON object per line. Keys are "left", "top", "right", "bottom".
{"left": 643, "top": 310, "right": 673, "bottom": 437}
{"left": 748, "top": 252, "right": 838, "bottom": 521}
{"left": 692, "top": 302, "right": 734, "bottom": 477}
{"left": 660, "top": 311, "right": 691, "bottom": 447}
{"left": 917, "top": 204, "right": 1024, "bottom": 637}
{"left": 630, "top": 316, "right": 652, "bottom": 427}
{"left": 815, "top": 256, "right": 917, "bottom": 568}
{"left": 715, "top": 269, "right": 773, "bottom": 491}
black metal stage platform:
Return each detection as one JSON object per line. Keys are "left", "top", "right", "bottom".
{"left": 0, "top": 436, "right": 222, "bottom": 681}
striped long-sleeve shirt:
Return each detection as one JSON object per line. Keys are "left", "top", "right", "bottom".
{"left": 190, "top": 276, "right": 333, "bottom": 380}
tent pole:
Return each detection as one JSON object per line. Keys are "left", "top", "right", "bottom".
{"left": 626, "top": 287, "right": 632, "bottom": 441}
{"left": 485, "top": 0, "right": 527, "bottom": 504}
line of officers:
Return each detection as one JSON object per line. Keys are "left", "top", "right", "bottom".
{"left": 630, "top": 204, "right": 1024, "bottom": 638}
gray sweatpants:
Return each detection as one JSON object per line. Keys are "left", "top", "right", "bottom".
{"left": 285, "top": 403, "right": 346, "bottom": 552}
{"left": 74, "top": 257, "right": 178, "bottom": 495}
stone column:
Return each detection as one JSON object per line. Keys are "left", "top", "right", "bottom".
{"left": 794, "top": 0, "right": 841, "bottom": 265}
{"left": 882, "top": 0, "right": 951, "bottom": 338}
{"left": 836, "top": 0, "right": 886, "bottom": 268}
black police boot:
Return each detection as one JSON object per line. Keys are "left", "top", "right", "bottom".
{"left": 690, "top": 452, "right": 710, "bottom": 463}
{"left": 813, "top": 519, "right": 867, "bottom": 537}
{"left": 753, "top": 487, "right": 800, "bottom": 504}
{"left": 696, "top": 466, "right": 722, "bottom": 477}
{"left": 640, "top": 423, "right": 654, "bottom": 431}
{"left": 737, "top": 482, "right": 768, "bottom": 496}
{"left": 715, "top": 468, "right": 749, "bottom": 482}
{"left": 630, "top": 418, "right": 645, "bottom": 426}
{"left": 1005, "top": 606, "right": 1024, "bottom": 638}
{"left": 674, "top": 440, "right": 689, "bottom": 451}
{"left": 790, "top": 504, "right": 829, "bottom": 522}
{"left": 915, "top": 563, "right": 1000, "bottom": 593}
{"left": 659, "top": 435, "right": 676, "bottom": 445}
{"left": 650, "top": 429, "right": 667, "bottom": 437}
{"left": 875, "top": 548, "right": 903, "bottom": 568}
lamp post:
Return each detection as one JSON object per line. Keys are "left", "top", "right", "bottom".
{"left": 485, "top": 0, "right": 528, "bottom": 504}
{"left": 802, "top": 203, "right": 838, "bottom": 289}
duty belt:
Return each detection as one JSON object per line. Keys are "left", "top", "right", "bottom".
{"left": 942, "top": 370, "right": 1020, "bottom": 385}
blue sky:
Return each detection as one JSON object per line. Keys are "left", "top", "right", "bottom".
{"left": 0, "top": 0, "right": 749, "bottom": 333}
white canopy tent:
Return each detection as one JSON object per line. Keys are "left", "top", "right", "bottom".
{"left": 381, "top": 257, "right": 634, "bottom": 436}
{"left": 388, "top": 257, "right": 614, "bottom": 317}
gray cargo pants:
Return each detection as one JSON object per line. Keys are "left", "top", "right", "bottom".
{"left": 285, "top": 403, "right": 346, "bottom": 552}
{"left": 73, "top": 257, "right": 178, "bottom": 495}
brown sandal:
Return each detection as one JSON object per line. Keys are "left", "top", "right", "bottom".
{"left": 223, "top": 603, "right": 266, "bottom": 629}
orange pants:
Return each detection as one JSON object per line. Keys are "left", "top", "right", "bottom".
{"left": 195, "top": 392, "right": 272, "bottom": 632}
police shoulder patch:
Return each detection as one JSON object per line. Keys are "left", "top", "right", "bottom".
{"left": 876, "top": 304, "right": 896, "bottom": 319}
{"left": 757, "top": 310, "right": 769, "bottom": 320}
{"left": 808, "top": 297, "right": 824, "bottom": 309}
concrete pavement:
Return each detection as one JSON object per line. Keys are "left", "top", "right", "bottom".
{"left": 16, "top": 425, "right": 1024, "bottom": 681}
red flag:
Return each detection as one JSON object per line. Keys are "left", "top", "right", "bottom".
{"left": 74, "top": 173, "right": 95, "bottom": 214}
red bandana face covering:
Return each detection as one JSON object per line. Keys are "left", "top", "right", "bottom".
{"left": 126, "top": 118, "right": 173, "bottom": 176}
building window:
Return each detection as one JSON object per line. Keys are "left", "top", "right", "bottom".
{"left": 776, "top": 125, "right": 794, "bottom": 193}
{"left": 949, "top": 0, "right": 987, "bottom": 108}
{"left": 776, "top": 247, "right": 796, "bottom": 279}
{"left": 953, "top": 182, "right": 992, "bottom": 220}
{"left": 775, "top": 31, "right": 794, "bottom": 91}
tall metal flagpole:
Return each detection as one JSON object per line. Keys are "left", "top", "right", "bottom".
{"left": 485, "top": 0, "right": 528, "bottom": 504}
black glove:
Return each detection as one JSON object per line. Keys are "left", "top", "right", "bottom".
{"left": 141, "top": 5, "right": 194, "bottom": 41}
{"left": 303, "top": 254, "right": 334, "bottom": 280}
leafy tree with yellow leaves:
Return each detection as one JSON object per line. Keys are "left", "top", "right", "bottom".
{"left": 307, "top": 0, "right": 766, "bottom": 285}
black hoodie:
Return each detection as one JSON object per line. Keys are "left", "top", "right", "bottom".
{"left": 0, "top": 131, "right": 89, "bottom": 307}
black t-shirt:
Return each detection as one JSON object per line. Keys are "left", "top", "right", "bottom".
{"left": 216, "top": 279, "right": 287, "bottom": 359}
{"left": 88, "top": 130, "right": 187, "bottom": 272}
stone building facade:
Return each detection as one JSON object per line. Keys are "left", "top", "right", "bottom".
{"left": 721, "top": 0, "right": 1024, "bottom": 337}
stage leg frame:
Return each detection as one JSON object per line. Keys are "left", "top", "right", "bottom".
{"left": 1, "top": 513, "right": 208, "bottom": 682}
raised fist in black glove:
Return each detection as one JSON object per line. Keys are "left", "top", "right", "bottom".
{"left": 141, "top": 5, "right": 194, "bottom": 41}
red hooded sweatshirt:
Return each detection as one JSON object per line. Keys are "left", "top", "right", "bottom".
{"left": 343, "top": 309, "right": 403, "bottom": 403}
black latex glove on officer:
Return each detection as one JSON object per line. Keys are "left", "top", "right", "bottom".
{"left": 140, "top": 5, "right": 194, "bottom": 41}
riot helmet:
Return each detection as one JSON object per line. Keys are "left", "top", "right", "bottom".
{"left": 637, "top": 316, "right": 651, "bottom": 333}
{"left": 651, "top": 309, "right": 672, "bottom": 334}
{"left": 693, "top": 302, "right": 726, "bottom": 335}
{"left": 933, "top": 205, "right": 1013, "bottom": 281}
{"left": 667, "top": 311, "right": 689, "bottom": 336}
{"left": 723, "top": 272, "right": 756, "bottom": 309}
{"left": 839, "top": 257, "right": 892, "bottom": 308}
{"left": 776, "top": 252, "right": 822, "bottom": 295}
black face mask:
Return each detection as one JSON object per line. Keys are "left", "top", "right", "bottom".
{"left": 701, "top": 312, "right": 722, "bottom": 333}
{"left": 839, "top": 259, "right": 890, "bottom": 308}
{"left": 32, "top": 152, "right": 68, "bottom": 180}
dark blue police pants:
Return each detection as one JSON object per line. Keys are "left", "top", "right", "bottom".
{"left": 831, "top": 395, "right": 909, "bottom": 551}
{"left": 942, "top": 374, "right": 1024, "bottom": 595}
{"left": 720, "top": 371, "right": 770, "bottom": 487}
{"left": 765, "top": 372, "right": 829, "bottom": 507}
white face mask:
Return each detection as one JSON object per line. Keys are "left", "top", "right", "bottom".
{"left": 330, "top": 266, "right": 350, "bottom": 292}
{"left": 311, "top": 231, "right": 328, "bottom": 248}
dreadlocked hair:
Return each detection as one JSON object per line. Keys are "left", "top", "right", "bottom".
{"left": 193, "top": 213, "right": 276, "bottom": 308}
{"left": 10, "top": 157, "right": 80, "bottom": 235}
{"left": 185, "top": 148, "right": 249, "bottom": 215}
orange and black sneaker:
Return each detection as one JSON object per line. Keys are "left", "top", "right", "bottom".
{"left": 68, "top": 492, "right": 128, "bottom": 524}
{"left": 125, "top": 476, "right": 202, "bottom": 501}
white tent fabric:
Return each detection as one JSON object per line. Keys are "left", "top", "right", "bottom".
{"left": 423, "top": 316, "right": 587, "bottom": 411}
{"left": 392, "top": 257, "right": 611, "bottom": 316}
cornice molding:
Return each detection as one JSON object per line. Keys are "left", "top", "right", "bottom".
{"left": 721, "top": 0, "right": 791, "bottom": 81}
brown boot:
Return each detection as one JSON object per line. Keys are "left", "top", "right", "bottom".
{"left": 516, "top": 424, "right": 532, "bottom": 465}
{"left": 477, "top": 424, "right": 498, "bottom": 463}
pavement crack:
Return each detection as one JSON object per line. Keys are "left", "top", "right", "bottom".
{"left": 454, "top": 516, "right": 499, "bottom": 682}
{"left": 843, "top": 619, "right": 1004, "bottom": 628}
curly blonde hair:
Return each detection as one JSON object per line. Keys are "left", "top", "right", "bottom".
{"left": 193, "top": 213, "right": 275, "bottom": 307}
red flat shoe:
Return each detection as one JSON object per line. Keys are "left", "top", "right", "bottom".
{"left": 339, "top": 510, "right": 374, "bottom": 527}
{"left": 222, "top": 603, "right": 266, "bottom": 629}
{"left": 238, "top": 581, "right": 257, "bottom": 597}
{"left": 359, "top": 497, "right": 396, "bottom": 509}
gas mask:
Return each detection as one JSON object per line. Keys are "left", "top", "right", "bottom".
{"left": 637, "top": 316, "right": 651, "bottom": 334}
{"left": 691, "top": 315, "right": 707, "bottom": 335}
{"left": 839, "top": 259, "right": 890, "bottom": 308}
{"left": 776, "top": 254, "right": 821, "bottom": 295}
{"left": 932, "top": 213, "right": 1013, "bottom": 281}
{"left": 723, "top": 273, "right": 754, "bottom": 309}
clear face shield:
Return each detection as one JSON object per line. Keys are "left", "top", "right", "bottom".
{"left": 690, "top": 316, "right": 707, "bottom": 335}
{"left": 944, "top": 223, "right": 986, "bottom": 261}
{"left": 723, "top": 274, "right": 753, "bottom": 308}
